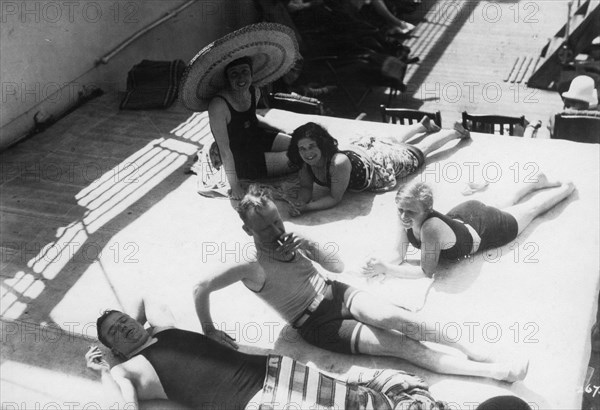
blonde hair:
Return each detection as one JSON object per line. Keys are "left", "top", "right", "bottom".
{"left": 237, "top": 184, "right": 274, "bottom": 224}
{"left": 395, "top": 181, "right": 433, "bottom": 212}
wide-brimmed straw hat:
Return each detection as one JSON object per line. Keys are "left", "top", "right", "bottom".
{"left": 180, "top": 22, "right": 300, "bottom": 111}
{"left": 561, "top": 75, "right": 598, "bottom": 107}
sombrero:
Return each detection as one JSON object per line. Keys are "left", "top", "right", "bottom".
{"left": 180, "top": 22, "right": 300, "bottom": 111}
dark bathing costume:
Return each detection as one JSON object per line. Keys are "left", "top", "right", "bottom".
{"left": 307, "top": 151, "right": 370, "bottom": 190}
{"left": 250, "top": 249, "right": 364, "bottom": 355}
{"left": 139, "top": 328, "right": 266, "bottom": 409}
{"left": 137, "top": 329, "right": 443, "bottom": 409}
{"left": 213, "top": 86, "right": 277, "bottom": 180}
{"left": 406, "top": 200, "right": 519, "bottom": 260}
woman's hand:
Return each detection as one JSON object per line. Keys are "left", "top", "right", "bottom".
{"left": 85, "top": 346, "right": 110, "bottom": 372}
{"left": 361, "top": 257, "right": 388, "bottom": 277}
{"left": 289, "top": 201, "right": 307, "bottom": 217}
{"left": 229, "top": 184, "right": 245, "bottom": 201}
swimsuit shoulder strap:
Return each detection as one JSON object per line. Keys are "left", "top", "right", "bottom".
{"left": 213, "top": 94, "right": 234, "bottom": 112}
{"left": 213, "top": 87, "right": 255, "bottom": 114}
{"left": 408, "top": 209, "right": 438, "bottom": 246}
{"left": 325, "top": 155, "right": 333, "bottom": 186}
{"left": 307, "top": 164, "right": 327, "bottom": 187}
{"left": 250, "top": 85, "right": 256, "bottom": 109}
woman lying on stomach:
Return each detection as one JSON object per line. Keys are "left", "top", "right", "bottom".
{"left": 363, "top": 177, "right": 575, "bottom": 278}
{"left": 286, "top": 120, "right": 470, "bottom": 215}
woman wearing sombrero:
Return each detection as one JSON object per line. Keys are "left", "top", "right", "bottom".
{"left": 181, "top": 23, "right": 301, "bottom": 200}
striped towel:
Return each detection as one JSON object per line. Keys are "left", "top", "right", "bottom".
{"left": 120, "top": 60, "right": 185, "bottom": 110}
{"left": 258, "top": 356, "right": 445, "bottom": 410}
{"left": 190, "top": 142, "right": 301, "bottom": 201}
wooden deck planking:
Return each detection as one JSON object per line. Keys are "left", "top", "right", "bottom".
{"left": 342, "top": 0, "right": 573, "bottom": 132}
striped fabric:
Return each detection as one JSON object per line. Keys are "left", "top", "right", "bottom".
{"left": 260, "top": 355, "right": 348, "bottom": 409}
{"left": 348, "top": 368, "right": 445, "bottom": 410}
{"left": 349, "top": 136, "right": 424, "bottom": 193}
{"left": 311, "top": 273, "right": 328, "bottom": 298}
{"left": 258, "top": 356, "right": 445, "bottom": 410}
{"left": 120, "top": 60, "right": 185, "bottom": 110}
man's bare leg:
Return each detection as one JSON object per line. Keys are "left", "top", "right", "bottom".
{"left": 348, "top": 291, "right": 523, "bottom": 368}
{"left": 356, "top": 325, "right": 527, "bottom": 381}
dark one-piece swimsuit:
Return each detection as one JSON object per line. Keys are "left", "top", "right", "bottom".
{"left": 406, "top": 200, "right": 519, "bottom": 260}
{"left": 213, "top": 86, "right": 278, "bottom": 180}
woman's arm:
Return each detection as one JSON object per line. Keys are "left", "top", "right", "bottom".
{"left": 417, "top": 219, "right": 443, "bottom": 277}
{"left": 382, "top": 218, "right": 444, "bottom": 279}
{"left": 363, "top": 256, "right": 429, "bottom": 281}
{"left": 302, "top": 154, "right": 351, "bottom": 212}
{"left": 384, "top": 228, "right": 426, "bottom": 278}
{"left": 208, "top": 98, "right": 244, "bottom": 199}
{"left": 394, "top": 225, "right": 410, "bottom": 263}
{"left": 297, "top": 165, "right": 314, "bottom": 204}
{"left": 378, "top": 262, "right": 427, "bottom": 279}
{"left": 290, "top": 166, "right": 315, "bottom": 217}
{"left": 363, "top": 228, "right": 425, "bottom": 278}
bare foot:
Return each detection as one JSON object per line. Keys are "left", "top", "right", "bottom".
{"left": 539, "top": 180, "right": 576, "bottom": 198}
{"left": 388, "top": 21, "right": 415, "bottom": 35}
{"left": 453, "top": 122, "right": 470, "bottom": 139}
{"left": 532, "top": 172, "right": 561, "bottom": 189}
{"left": 502, "top": 357, "right": 529, "bottom": 383}
{"left": 420, "top": 115, "right": 440, "bottom": 133}
{"left": 561, "top": 180, "right": 576, "bottom": 196}
{"left": 400, "top": 21, "right": 416, "bottom": 33}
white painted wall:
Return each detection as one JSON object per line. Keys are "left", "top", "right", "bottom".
{"left": 0, "top": 0, "right": 259, "bottom": 150}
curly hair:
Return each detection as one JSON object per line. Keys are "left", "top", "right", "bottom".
{"left": 236, "top": 184, "right": 274, "bottom": 224}
{"left": 287, "top": 122, "right": 339, "bottom": 167}
{"left": 395, "top": 180, "right": 434, "bottom": 212}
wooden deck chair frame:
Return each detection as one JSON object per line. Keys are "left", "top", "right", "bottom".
{"left": 380, "top": 105, "right": 442, "bottom": 127}
{"left": 462, "top": 111, "right": 525, "bottom": 136}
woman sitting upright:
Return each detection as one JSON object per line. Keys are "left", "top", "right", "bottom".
{"left": 180, "top": 23, "right": 301, "bottom": 200}
{"left": 209, "top": 57, "right": 298, "bottom": 199}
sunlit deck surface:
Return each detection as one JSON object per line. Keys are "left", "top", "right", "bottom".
{"left": 1, "top": 1, "right": 591, "bottom": 408}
